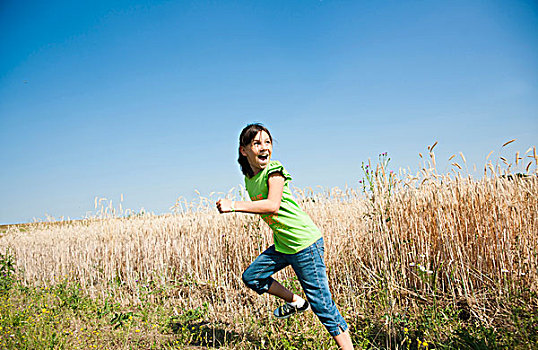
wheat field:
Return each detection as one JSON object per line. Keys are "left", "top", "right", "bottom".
{"left": 1, "top": 148, "right": 537, "bottom": 348}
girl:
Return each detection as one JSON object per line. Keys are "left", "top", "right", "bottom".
{"left": 216, "top": 123, "right": 353, "bottom": 349}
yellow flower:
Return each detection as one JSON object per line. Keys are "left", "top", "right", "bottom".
{"left": 404, "top": 327, "right": 408, "bottom": 333}
{"left": 135, "top": 329, "right": 140, "bottom": 333}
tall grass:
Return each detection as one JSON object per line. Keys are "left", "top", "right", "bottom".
{"left": 1, "top": 146, "right": 537, "bottom": 348}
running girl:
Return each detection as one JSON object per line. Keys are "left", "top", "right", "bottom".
{"left": 216, "top": 123, "right": 353, "bottom": 349}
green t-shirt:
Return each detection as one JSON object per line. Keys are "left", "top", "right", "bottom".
{"left": 244, "top": 160, "right": 322, "bottom": 254}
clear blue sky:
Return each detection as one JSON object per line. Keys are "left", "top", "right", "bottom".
{"left": 1, "top": 0, "right": 537, "bottom": 224}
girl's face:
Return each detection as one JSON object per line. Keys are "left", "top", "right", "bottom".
{"left": 240, "top": 130, "right": 272, "bottom": 176}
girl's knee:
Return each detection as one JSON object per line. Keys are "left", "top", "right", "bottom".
{"left": 241, "top": 269, "right": 250, "bottom": 284}
{"left": 242, "top": 269, "right": 257, "bottom": 290}
{"left": 241, "top": 270, "right": 274, "bottom": 295}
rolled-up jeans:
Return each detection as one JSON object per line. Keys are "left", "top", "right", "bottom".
{"left": 241, "top": 237, "right": 348, "bottom": 337}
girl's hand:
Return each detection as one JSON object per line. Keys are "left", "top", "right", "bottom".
{"left": 216, "top": 198, "right": 233, "bottom": 213}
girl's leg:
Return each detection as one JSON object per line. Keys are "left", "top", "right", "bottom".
{"left": 267, "top": 279, "right": 296, "bottom": 302}
{"left": 334, "top": 330, "right": 353, "bottom": 350}
{"left": 289, "top": 238, "right": 353, "bottom": 349}
{"left": 242, "top": 244, "right": 290, "bottom": 296}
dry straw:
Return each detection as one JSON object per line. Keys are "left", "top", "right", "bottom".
{"left": 1, "top": 145, "right": 537, "bottom": 328}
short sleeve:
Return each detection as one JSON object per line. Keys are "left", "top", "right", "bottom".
{"left": 267, "top": 160, "right": 292, "bottom": 183}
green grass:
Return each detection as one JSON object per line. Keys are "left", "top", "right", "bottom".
{"left": 1, "top": 253, "right": 536, "bottom": 349}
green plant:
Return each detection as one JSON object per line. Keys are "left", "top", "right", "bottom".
{"left": 110, "top": 310, "right": 136, "bottom": 329}
{"left": 0, "top": 252, "right": 16, "bottom": 292}
{"left": 360, "top": 152, "right": 395, "bottom": 225}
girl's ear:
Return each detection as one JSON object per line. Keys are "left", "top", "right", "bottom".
{"left": 239, "top": 146, "right": 247, "bottom": 157}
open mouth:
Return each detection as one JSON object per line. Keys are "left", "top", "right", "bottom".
{"left": 258, "top": 154, "right": 269, "bottom": 161}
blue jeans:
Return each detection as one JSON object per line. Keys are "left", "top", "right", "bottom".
{"left": 242, "top": 237, "right": 348, "bottom": 337}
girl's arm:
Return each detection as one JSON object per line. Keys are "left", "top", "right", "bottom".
{"left": 216, "top": 173, "right": 285, "bottom": 214}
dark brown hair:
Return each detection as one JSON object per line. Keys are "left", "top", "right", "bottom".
{"left": 238, "top": 123, "right": 273, "bottom": 178}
